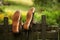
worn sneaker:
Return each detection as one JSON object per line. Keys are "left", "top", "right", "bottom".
{"left": 12, "top": 10, "right": 21, "bottom": 33}
{"left": 23, "top": 7, "right": 35, "bottom": 30}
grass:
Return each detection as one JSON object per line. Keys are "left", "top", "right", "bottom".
{"left": 0, "top": 5, "right": 60, "bottom": 25}
{"left": 4, "top": 0, "right": 33, "bottom": 6}
{"left": 0, "top": 0, "right": 60, "bottom": 25}
{"left": 0, "top": 5, "right": 41, "bottom": 24}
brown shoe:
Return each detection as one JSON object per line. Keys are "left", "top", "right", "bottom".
{"left": 12, "top": 10, "right": 21, "bottom": 33}
{"left": 23, "top": 7, "right": 35, "bottom": 30}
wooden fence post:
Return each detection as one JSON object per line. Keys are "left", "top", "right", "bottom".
{"left": 59, "top": 28, "right": 60, "bottom": 40}
{"left": 57, "top": 16, "right": 60, "bottom": 40}
{"left": 41, "top": 15, "right": 46, "bottom": 40}
{"left": 3, "top": 17, "right": 9, "bottom": 40}
{"left": 4, "top": 17, "right": 8, "bottom": 32}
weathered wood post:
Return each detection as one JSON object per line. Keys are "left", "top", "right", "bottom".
{"left": 58, "top": 28, "right": 60, "bottom": 40}
{"left": 57, "top": 16, "right": 60, "bottom": 40}
{"left": 4, "top": 17, "right": 8, "bottom": 32}
{"left": 59, "top": 16, "right": 60, "bottom": 40}
{"left": 41, "top": 15, "right": 46, "bottom": 40}
{"left": 3, "top": 17, "right": 9, "bottom": 40}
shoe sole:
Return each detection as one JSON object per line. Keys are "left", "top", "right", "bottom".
{"left": 23, "top": 7, "right": 35, "bottom": 30}
{"left": 12, "top": 11, "right": 21, "bottom": 33}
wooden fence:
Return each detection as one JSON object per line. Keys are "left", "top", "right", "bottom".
{"left": 0, "top": 15, "right": 60, "bottom": 40}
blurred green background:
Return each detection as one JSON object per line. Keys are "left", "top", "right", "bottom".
{"left": 0, "top": 0, "right": 60, "bottom": 26}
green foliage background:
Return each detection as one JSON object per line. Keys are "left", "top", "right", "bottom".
{"left": 0, "top": 0, "right": 60, "bottom": 26}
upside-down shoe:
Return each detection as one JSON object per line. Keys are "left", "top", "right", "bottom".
{"left": 23, "top": 7, "right": 35, "bottom": 30}
{"left": 12, "top": 10, "right": 21, "bottom": 33}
